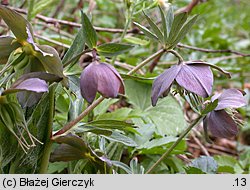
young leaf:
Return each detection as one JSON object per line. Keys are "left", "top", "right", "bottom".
{"left": 166, "top": 6, "right": 174, "bottom": 36}
{"left": 170, "top": 15, "right": 199, "bottom": 48}
{"left": 123, "top": 36, "right": 149, "bottom": 46}
{"left": 97, "top": 43, "right": 134, "bottom": 56}
{"left": 0, "top": 5, "right": 34, "bottom": 43}
{"left": 133, "top": 22, "right": 158, "bottom": 41}
{"left": 143, "top": 11, "right": 164, "bottom": 43}
{"left": 158, "top": 6, "right": 168, "bottom": 42}
{"left": 62, "top": 28, "right": 85, "bottom": 65}
{"left": 201, "top": 99, "right": 218, "bottom": 115}
{"left": 81, "top": 11, "right": 97, "bottom": 49}
{"left": 166, "top": 12, "right": 188, "bottom": 46}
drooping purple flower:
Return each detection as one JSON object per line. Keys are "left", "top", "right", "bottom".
{"left": 80, "top": 61, "right": 124, "bottom": 103}
{"left": 204, "top": 89, "right": 247, "bottom": 138}
{"left": 151, "top": 62, "right": 213, "bottom": 106}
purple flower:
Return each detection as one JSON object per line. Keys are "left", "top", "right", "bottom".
{"left": 80, "top": 61, "right": 125, "bottom": 103}
{"left": 204, "top": 89, "right": 247, "bottom": 138}
{"left": 151, "top": 62, "right": 213, "bottom": 106}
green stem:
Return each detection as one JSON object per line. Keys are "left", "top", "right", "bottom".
{"left": 146, "top": 115, "right": 204, "bottom": 174}
{"left": 39, "top": 84, "right": 56, "bottom": 174}
{"left": 167, "top": 49, "right": 184, "bottom": 63}
{"left": 127, "top": 49, "right": 165, "bottom": 75}
{"left": 54, "top": 48, "right": 166, "bottom": 137}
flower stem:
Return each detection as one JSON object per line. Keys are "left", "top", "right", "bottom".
{"left": 145, "top": 115, "right": 204, "bottom": 174}
{"left": 54, "top": 48, "right": 166, "bottom": 137}
{"left": 167, "top": 49, "right": 184, "bottom": 63}
{"left": 127, "top": 49, "right": 166, "bottom": 75}
{"left": 39, "top": 84, "right": 56, "bottom": 173}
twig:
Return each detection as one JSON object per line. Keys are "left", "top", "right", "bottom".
{"left": 34, "top": 33, "right": 70, "bottom": 48}
{"left": 191, "top": 132, "right": 210, "bottom": 156}
{"left": 177, "top": 43, "right": 250, "bottom": 57}
{"left": 176, "top": 0, "right": 202, "bottom": 13}
{"left": 9, "top": 7, "right": 140, "bottom": 34}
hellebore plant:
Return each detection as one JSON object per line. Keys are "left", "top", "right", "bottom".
{"left": 204, "top": 89, "right": 247, "bottom": 138}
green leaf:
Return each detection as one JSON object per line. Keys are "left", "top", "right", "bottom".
{"left": 67, "top": 75, "right": 81, "bottom": 98}
{"left": 202, "top": 99, "right": 218, "bottom": 115}
{"left": 0, "top": 118, "right": 18, "bottom": 171}
{"left": 139, "top": 139, "right": 186, "bottom": 155}
{"left": 62, "top": 28, "right": 85, "bottom": 65}
{"left": 83, "top": 119, "right": 136, "bottom": 132}
{"left": 143, "top": 11, "right": 164, "bottom": 43}
{"left": 104, "top": 131, "right": 137, "bottom": 147}
{"left": 97, "top": 43, "right": 134, "bottom": 57}
{"left": 111, "top": 161, "right": 132, "bottom": 174}
{"left": 133, "top": 22, "right": 158, "bottom": 41}
{"left": 0, "top": 5, "right": 34, "bottom": 42}
{"left": 125, "top": 78, "right": 187, "bottom": 136}
{"left": 146, "top": 97, "right": 187, "bottom": 136}
{"left": 166, "top": 6, "right": 174, "bottom": 36}
{"left": 34, "top": 45, "right": 67, "bottom": 86}
{"left": 214, "top": 155, "right": 244, "bottom": 174}
{"left": 76, "top": 126, "right": 137, "bottom": 147}
{"left": 93, "top": 98, "right": 119, "bottom": 117}
{"left": 158, "top": 6, "right": 168, "bottom": 42}
{"left": 189, "top": 156, "right": 218, "bottom": 174}
{"left": 68, "top": 98, "right": 84, "bottom": 122}
{"left": 166, "top": 12, "right": 187, "bottom": 46}
{"left": 0, "top": 36, "right": 20, "bottom": 64}
{"left": 123, "top": 36, "right": 149, "bottom": 46}
{"left": 125, "top": 79, "right": 152, "bottom": 110}
{"left": 96, "top": 107, "right": 138, "bottom": 121}
{"left": 170, "top": 15, "right": 199, "bottom": 48}
{"left": 81, "top": 11, "right": 97, "bottom": 48}
{"left": 48, "top": 162, "right": 68, "bottom": 174}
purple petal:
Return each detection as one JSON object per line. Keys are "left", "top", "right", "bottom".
{"left": 176, "top": 63, "right": 213, "bottom": 97}
{"left": 151, "top": 65, "right": 181, "bottom": 106}
{"left": 105, "top": 63, "right": 125, "bottom": 94}
{"left": 204, "top": 110, "right": 238, "bottom": 138}
{"left": 96, "top": 63, "right": 121, "bottom": 98}
{"left": 212, "top": 89, "right": 247, "bottom": 110}
{"left": 80, "top": 63, "right": 98, "bottom": 103}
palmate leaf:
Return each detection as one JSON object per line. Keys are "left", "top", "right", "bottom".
{"left": 158, "top": 6, "right": 168, "bottom": 43}
{"left": 97, "top": 43, "right": 134, "bottom": 56}
{"left": 166, "top": 12, "right": 188, "bottom": 45}
{"left": 62, "top": 28, "right": 85, "bottom": 65}
{"left": 133, "top": 22, "right": 158, "bottom": 41}
{"left": 169, "top": 14, "right": 199, "bottom": 48}
{"left": 143, "top": 11, "right": 164, "bottom": 43}
{"left": 166, "top": 6, "right": 174, "bottom": 36}
{"left": 0, "top": 5, "right": 34, "bottom": 43}
{"left": 81, "top": 11, "right": 97, "bottom": 49}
